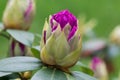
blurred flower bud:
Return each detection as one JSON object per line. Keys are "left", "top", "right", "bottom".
{"left": 40, "top": 10, "right": 82, "bottom": 68}
{"left": 23, "top": 71, "right": 32, "bottom": 79}
{"left": 2, "top": 0, "right": 35, "bottom": 30}
{"left": 15, "top": 78, "right": 21, "bottom": 80}
{"left": 110, "top": 26, "right": 120, "bottom": 45}
{"left": 90, "top": 57, "right": 108, "bottom": 80}
{"left": 78, "top": 16, "right": 97, "bottom": 38}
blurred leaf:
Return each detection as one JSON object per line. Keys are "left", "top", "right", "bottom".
{"left": 7, "top": 29, "right": 34, "bottom": 47}
{"left": 31, "top": 46, "right": 40, "bottom": 58}
{"left": 0, "top": 73, "right": 21, "bottom": 80}
{"left": 0, "top": 22, "right": 4, "bottom": 32}
{"left": 0, "top": 77, "right": 8, "bottom": 80}
{"left": 70, "top": 62, "right": 94, "bottom": 76}
{"left": 31, "top": 34, "right": 41, "bottom": 58}
{"left": 32, "top": 34, "right": 41, "bottom": 46}
{"left": 32, "top": 46, "right": 41, "bottom": 51}
{"left": 72, "top": 71, "right": 97, "bottom": 80}
{"left": 31, "top": 67, "right": 68, "bottom": 80}
{"left": 0, "top": 57, "right": 42, "bottom": 72}
{"left": 0, "top": 72, "right": 12, "bottom": 77}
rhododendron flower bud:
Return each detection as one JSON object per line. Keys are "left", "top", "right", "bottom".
{"left": 2, "top": 0, "right": 35, "bottom": 30}
{"left": 40, "top": 10, "right": 82, "bottom": 68}
{"left": 90, "top": 57, "right": 108, "bottom": 80}
{"left": 110, "top": 26, "right": 120, "bottom": 45}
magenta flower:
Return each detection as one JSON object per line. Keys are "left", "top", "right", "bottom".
{"left": 40, "top": 10, "right": 82, "bottom": 68}
{"left": 50, "top": 10, "right": 77, "bottom": 40}
{"left": 91, "top": 57, "right": 102, "bottom": 70}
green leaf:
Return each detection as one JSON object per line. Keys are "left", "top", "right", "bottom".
{"left": 31, "top": 46, "right": 40, "bottom": 58}
{"left": 0, "top": 76, "right": 9, "bottom": 80}
{"left": 31, "top": 67, "right": 68, "bottom": 80}
{"left": 32, "top": 34, "right": 41, "bottom": 46}
{"left": 7, "top": 29, "right": 34, "bottom": 47}
{"left": 65, "top": 73, "right": 76, "bottom": 80}
{"left": 72, "top": 71, "right": 97, "bottom": 80}
{"left": 0, "top": 73, "right": 20, "bottom": 79}
{"left": 32, "top": 46, "right": 41, "bottom": 52}
{"left": 0, "top": 72, "right": 12, "bottom": 77}
{"left": 70, "top": 62, "right": 94, "bottom": 76}
{"left": 0, "top": 22, "right": 4, "bottom": 32}
{"left": 0, "top": 57, "right": 42, "bottom": 72}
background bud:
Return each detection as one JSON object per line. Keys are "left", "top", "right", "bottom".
{"left": 90, "top": 57, "right": 108, "bottom": 80}
{"left": 110, "top": 26, "right": 120, "bottom": 45}
{"left": 2, "top": 0, "right": 35, "bottom": 30}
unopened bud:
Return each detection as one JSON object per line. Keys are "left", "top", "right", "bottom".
{"left": 2, "top": 0, "right": 35, "bottom": 30}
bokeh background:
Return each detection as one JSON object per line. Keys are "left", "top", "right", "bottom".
{"left": 0, "top": 0, "right": 120, "bottom": 80}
